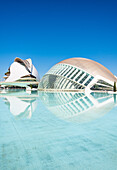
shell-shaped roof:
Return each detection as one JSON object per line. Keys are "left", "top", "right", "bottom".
{"left": 14, "top": 57, "right": 32, "bottom": 73}
{"left": 5, "top": 57, "right": 40, "bottom": 82}
{"left": 58, "top": 58, "right": 117, "bottom": 82}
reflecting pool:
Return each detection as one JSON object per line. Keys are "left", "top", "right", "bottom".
{"left": 0, "top": 89, "right": 117, "bottom": 170}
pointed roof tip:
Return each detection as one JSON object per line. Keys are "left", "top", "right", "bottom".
{"left": 14, "top": 57, "right": 20, "bottom": 62}
{"left": 14, "top": 57, "right": 32, "bottom": 72}
{"left": 26, "top": 58, "right": 32, "bottom": 64}
{"left": 14, "top": 57, "right": 32, "bottom": 64}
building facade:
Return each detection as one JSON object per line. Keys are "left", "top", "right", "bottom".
{"left": 4, "top": 57, "right": 39, "bottom": 82}
{"left": 3, "top": 57, "right": 40, "bottom": 88}
{"left": 39, "top": 58, "right": 117, "bottom": 91}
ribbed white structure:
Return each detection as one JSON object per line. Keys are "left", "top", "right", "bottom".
{"left": 39, "top": 58, "right": 117, "bottom": 91}
{"left": 4, "top": 57, "right": 39, "bottom": 82}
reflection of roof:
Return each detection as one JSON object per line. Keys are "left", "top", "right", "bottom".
{"left": 58, "top": 58, "right": 117, "bottom": 82}
{"left": 1, "top": 90, "right": 39, "bottom": 119}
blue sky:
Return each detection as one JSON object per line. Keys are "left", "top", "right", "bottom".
{"left": 0, "top": 0, "right": 117, "bottom": 79}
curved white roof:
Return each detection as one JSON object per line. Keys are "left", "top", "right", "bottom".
{"left": 58, "top": 58, "right": 117, "bottom": 82}
{"left": 5, "top": 57, "right": 40, "bottom": 82}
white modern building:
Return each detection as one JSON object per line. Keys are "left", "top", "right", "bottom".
{"left": 39, "top": 58, "right": 117, "bottom": 91}
{"left": 2, "top": 57, "right": 40, "bottom": 88}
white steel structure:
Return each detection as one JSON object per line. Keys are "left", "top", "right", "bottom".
{"left": 39, "top": 58, "right": 117, "bottom": 91}
{"left": 4, "top": 57, "right": 39, "bottom": 82}
{"left": 2, "top": 57, "right": 40, "bottom": 88}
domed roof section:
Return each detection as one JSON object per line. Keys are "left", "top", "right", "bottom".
{"left": 5, "top": 57, "right": 40, "bottom": 82}
{"left": 58, "top": 58, "right": 117, "bottom": 82}
{"left": 14, "top": 57, "right": 32, "bottom": 73}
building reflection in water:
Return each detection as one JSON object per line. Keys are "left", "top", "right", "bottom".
{"left": 0, "top": 89, "right": 117, "bottom": 122}
{"left": 39, "top": 92, "right": 117, "bottom": 123}
{"left": 0, "top": 89, "right": 39, "bottom": 119}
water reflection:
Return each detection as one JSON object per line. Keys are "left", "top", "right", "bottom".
{"left": 0, "top": 89, "right": 38, "bottom": 119}
{"left": 39, "top": 92, "right": 117, "bottom": 123}
{"left": 0, "top": 89, "right": 117, "bottom": 122}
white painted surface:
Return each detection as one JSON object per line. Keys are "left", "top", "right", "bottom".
{"left": 5, "top": 58, "right": 40, "bottom": 82}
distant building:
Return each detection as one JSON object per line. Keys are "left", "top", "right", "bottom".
{"left": 39, "top": 58, "right": 117, "bottom": 91}
{"left": 3, "top": 57, "right": 39, "bottom": 88}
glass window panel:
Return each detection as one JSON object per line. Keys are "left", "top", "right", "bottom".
{"left": 64, "top": 67, "right": 72, "bottom": 77}
{"left": 67, "top": 68, "right": 76, "bottom": 78}
{"left": 84, "top": 76, "right": 94, "bottom": 86}
{"left": 79, "top": 74, "right": 89, "bottom": 84}
{"left": 97, "top": 80, "right": 113, "bottom": 87}
{"left": 75, "top": 72, "right": 84, "bottom": 81}
{"left": 91, "top": 84, "right": 113, "bottom": 91}
{"left": 71, "top": 70, "right": 80, "bottom": 79}
{"left": 61, "top": 67, "right": 70, "bottom": 76}
{"left": 39, "top": 74, "right": 85, "bottom": 90}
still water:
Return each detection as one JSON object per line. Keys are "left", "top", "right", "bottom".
{"left": 0, "top": 89, "right": 117, "bottom": 170}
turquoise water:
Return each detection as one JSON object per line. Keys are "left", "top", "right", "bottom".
{"left": 0, "top": 90, "right": 117, "bottom": 170}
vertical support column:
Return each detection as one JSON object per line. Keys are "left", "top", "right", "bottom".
{"left": 114, "top": 82, "right": 116, "bottom": 92}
